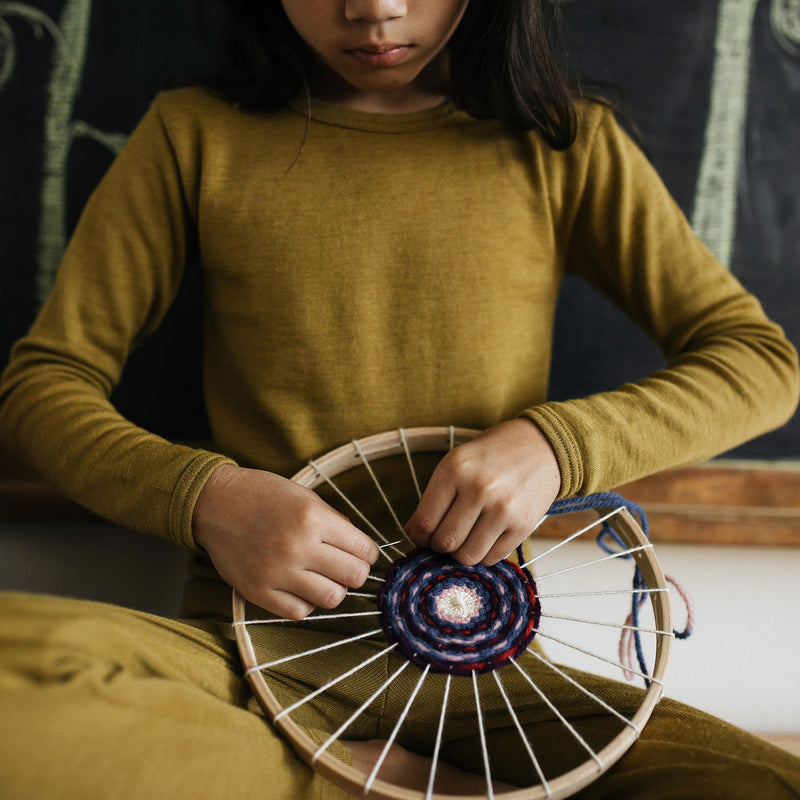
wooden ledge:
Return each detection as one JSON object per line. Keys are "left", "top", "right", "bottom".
{"left": 538, "top": 461, "right": 800, "bottom": 547}
{"left": 1, "top": 448, "right": 799, "bottom": 546}
{"left": 619, "top": 461, "right": 800, "bottom": 546}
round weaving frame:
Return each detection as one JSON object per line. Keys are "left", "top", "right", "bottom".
{"left": 233, "top": 427, "right": 673, "bottom": 800}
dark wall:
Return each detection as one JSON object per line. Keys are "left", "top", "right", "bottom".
{"left": 1, "top": 1, "right": 798, "bottom": 458}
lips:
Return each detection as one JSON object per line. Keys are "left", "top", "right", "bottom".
{"left": 346, "top": 44, "right": 412, "bottom": 68}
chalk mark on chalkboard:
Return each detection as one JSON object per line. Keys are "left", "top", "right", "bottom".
{"left": 0, "top": 2, "right": 61, "bottom": 89}
{"left": 36, "top": 0, "right": 126, "bottom": 303}
{"left": 691, "top": 0, "right": 759, "bottom": 269}
{"left": 692, "top": 0, "right": 800, "bottom": 267}
{"left": 70, "top": 120, "right": 126, "bottom": 154}
{"left": 771, "top": 0, "right": 800, "bottom": 56}
{"left": 0, "top": 0, "right": 126, "bottom": 304}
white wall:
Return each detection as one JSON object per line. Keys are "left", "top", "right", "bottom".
{"left": 528, "top": 538, "right": 800, "bottom": 735}
{"left": 655, "top": 541, "right": 800, "bottom": 733}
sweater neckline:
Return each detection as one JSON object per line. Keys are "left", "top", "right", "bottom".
{"left": 287, "top": 95, "right": 458, "bottom": 133}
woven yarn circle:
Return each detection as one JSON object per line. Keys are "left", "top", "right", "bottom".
{"left": 376, "top": 550, "right": 541, "bottom": 675}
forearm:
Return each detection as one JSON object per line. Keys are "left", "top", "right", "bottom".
{"left": 0, "top": 355, "right": 233, "bottom": 549}
{"left": 524, "top": 306, "right": 799, "bottom": 497}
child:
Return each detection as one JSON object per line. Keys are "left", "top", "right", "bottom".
{"left": 1, "top": 0, "right": 799, "bottom": 797}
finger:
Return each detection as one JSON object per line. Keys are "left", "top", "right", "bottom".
{"left": 312, "top": 542, "right": 374, "bottom": 589}
{"left": 405, "top": 472, "right": 457, "bottom": 548}
{"left": 288, "top": 570, "right": 349, "bottom": 611}
{"left": 479, "top": 528, "right": 528, "bottom": 567}
{"left": 258, "top": 587, "right": 316, "bottom": 621}
{"left": 426, "top": 494, "right": 482, "bottom": 556}
{"left": 322, "top": 523, "right": 380, "bottom": 565}
{"left": 449, "top": 510, "right": 508, "bottom": 566}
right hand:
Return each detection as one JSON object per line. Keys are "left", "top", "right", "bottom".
{"left": 192, "top": 464, "right": 380, "bottom": 619}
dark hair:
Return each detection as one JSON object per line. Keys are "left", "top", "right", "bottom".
{"left": 449, "top": 1, "right": 576, "bottom": 149}
{"left": 198, "top": 0, "right": 577, "bottom": 150}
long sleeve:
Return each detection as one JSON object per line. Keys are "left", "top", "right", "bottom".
{"left": 523, "top": 111, "right": 799, "bottom": 497}
{"left": 0, "top": 97, "right": 233, "bottom": 549}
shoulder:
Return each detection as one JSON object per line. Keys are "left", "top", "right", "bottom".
{"left": 543, "top": 98, "right": 653, "bottom": 199}
{"left": 146, "top": 86, "right": 244, "bottom": 133}
{"left": 142, "top": 87, "right": 303, "bottom": 154}
{"left": 514, "top": 99, "right": 625, "bottom": 202}
{"left": 565, "top": 98, "right": 636, "bottom": 162}
{"left": 516, "top": 99, "right": 622, "bottom": 173}
{"left": 574, "top": 97, "right": 616, "bottom": 134}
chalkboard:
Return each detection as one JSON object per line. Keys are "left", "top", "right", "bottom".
{"left": 1, "top": 0, "right": 798, "bottom": 458}
{"left": 0, "top": 0, "right": 214, "bottom": 438}
{"left": 553, "top": 0, "right": 800, "bottom": 460}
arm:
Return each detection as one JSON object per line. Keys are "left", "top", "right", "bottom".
{"left": 525, "top": 108, "right": 799, "bottom": 497}
{"left": 410, "top": 107, "right": 798, "bottom": 565}
{"left": 0, "top": 96, "right": 227, "bottom": 549}
{"left": 0, "top": 96, "right": 379, "bottom": 615}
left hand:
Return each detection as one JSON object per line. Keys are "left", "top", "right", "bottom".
{"left": 405, "top": 419, "right": 561, "bottom": 566}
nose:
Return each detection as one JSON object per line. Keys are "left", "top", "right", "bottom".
{"left": 344, "top": 0, "right": 407, "bottom": 23}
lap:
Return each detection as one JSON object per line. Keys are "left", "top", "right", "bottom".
{"left": 2, "top": 592, "right": 799, "bottom": 800}
{"left": 0, "top": 591, "right": 239, "bottom": 685}
{"left": 0, "top": 592, "right": 348, "bottom": 800}
{"left": 438, "top": 691, "right": 800, "bottom": 799}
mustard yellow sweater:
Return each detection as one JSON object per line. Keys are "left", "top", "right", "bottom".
{"left": 1, "top": 88, "right": 797, "bottom": 552}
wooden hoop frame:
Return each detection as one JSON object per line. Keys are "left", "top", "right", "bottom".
{"left": 233, "top": 427, "right": 673, "bottom": 799}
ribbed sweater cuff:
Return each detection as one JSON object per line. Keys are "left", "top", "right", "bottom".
{"left": 168, "top": 452, "right": 237, "bottom": 551}
{"left": 519, "top": 406, "right": 583, "bottom": 499}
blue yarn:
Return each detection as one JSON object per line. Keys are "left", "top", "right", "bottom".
{"left": 673, "top": 623, "right": 692, "bottom": 640}
{"left": 545, "top": 492, "right": 656, "bottom": 682}
{"left": 548, "top": 492, "right": 649, "bottom": 541}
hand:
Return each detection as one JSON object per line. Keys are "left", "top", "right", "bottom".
{"left": 405, "top": 419, "right": 561, "bottom": 566}
{"left": 192, "top": 465, "right": 380, "bottom": 619}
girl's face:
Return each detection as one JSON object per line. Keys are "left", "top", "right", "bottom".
{"left": 279, "top": 0, "right": 470, "bottom": 113}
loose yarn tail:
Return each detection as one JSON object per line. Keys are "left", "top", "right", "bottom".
{"left": 545, "top": 492, "right": 692, "bottom": 685}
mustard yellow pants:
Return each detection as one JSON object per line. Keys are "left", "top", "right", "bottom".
{"left": 1, "top": 591, "right": 799, "bottom": 800}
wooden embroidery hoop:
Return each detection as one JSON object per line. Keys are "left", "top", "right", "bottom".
{"left": 233, "top": 427, "right": 673, "bottom": 799}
